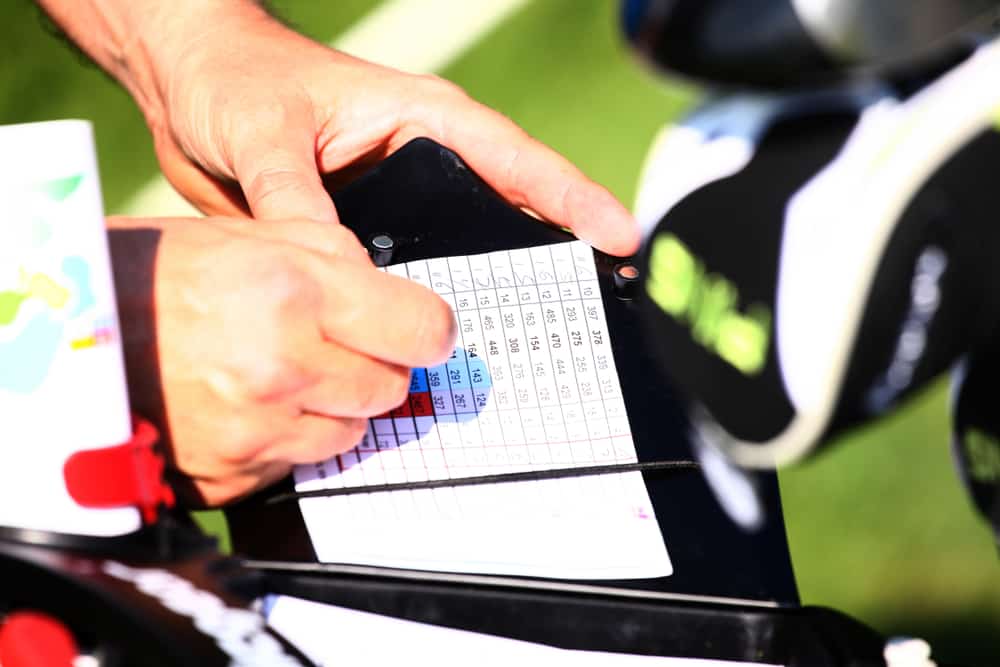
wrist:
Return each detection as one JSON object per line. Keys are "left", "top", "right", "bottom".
{"left": 37, "top": 1, "right": 274, "bottom": 127}
{"left": 105, "top": 217, "right": 162, "bottom": 349}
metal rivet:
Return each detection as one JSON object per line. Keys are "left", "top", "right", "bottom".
{"left": 369, "top": 234, "right": 395, "bottom": 267}
{"left": 613, "top": 262, "right": 640, "bottom": 299}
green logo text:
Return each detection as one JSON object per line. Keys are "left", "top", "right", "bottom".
{"left": 963, "top": 428, "right": 1000, "bottom": 483}
{"left": 646, "top": 233, "right": 771, "bottom": 376}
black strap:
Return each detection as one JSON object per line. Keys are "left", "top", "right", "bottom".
{"left": 266, "top": 459, "right": 699, "bottom": 505}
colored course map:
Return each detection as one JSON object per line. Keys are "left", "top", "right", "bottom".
{"left": 0, "top": 174, "right": 113, "bottom": 394}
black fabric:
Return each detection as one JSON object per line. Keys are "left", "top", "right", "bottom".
{"left": 828, "top": 131, "right": 1000, "bottom": 442}
{"left": 625, "top": 0, "right": 839, "bottom": 89}
{"left": 638, "top": 113, "right": 857, "bottom": 443}
{"left": 623, "top": 0, "right": 993, "bottom": 90}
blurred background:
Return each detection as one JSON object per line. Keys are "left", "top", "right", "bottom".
{"left": 2, "top": 0, "right": 998, "bottom": 663}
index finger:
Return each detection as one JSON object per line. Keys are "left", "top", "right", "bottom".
{"left": 312, "top": 256, "right": 457, "bottom": 367}
{"left": 411, "top": 94, "right": 640, "bottom": 256}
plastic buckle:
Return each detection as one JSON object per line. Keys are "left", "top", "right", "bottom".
{"left": 63, "top": 417, "right": 175, "bottom": 523}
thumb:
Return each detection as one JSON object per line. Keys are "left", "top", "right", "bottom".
{"left": 233, "top": 131, "right": 338, "bottom": 224}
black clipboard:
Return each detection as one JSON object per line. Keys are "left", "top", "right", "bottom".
{"left": 227, "top": 137, "right": 798, "bottom": 605}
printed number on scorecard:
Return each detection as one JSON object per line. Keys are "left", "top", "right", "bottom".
{"left": 294, "top": 241, "right": 671, "bottom": 580}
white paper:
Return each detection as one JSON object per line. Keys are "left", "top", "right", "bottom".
{"left": 0, "top": 120, "right": 137, "bottom": 536}
{"left": 267, "top": 595, "right": 781, "bottom": 667}
{"left": 294, "top": 241, "right": 670, "bottom": 579}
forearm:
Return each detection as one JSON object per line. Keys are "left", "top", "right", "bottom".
{"left": 35, "top": 0, "right": 272, "bottom": 125}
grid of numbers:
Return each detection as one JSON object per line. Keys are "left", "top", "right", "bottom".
{"left": 293, "top": 242, "right": 669, "bottom": 578}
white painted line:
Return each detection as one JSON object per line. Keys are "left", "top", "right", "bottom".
{"left": 335, "top": 0, "right": 530, "bottom": 73}
{"left": 117, "top": 0, "right": 531, "bottom": 217}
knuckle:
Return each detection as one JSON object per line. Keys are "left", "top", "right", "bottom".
{"left": 245, "top": 167, "right": 312, "bottom": 212}
{"left": 383, "top": 365, "right": 411, "bottom": 408}
{"left": 290, "top": 219, "right": 366, "bottom": 260}
{"left": 251, "top": 252, "right": 317, "bottom": 311}
{"left": 244, "top": 355, "right": 310, "bottom": 402}
{"left": 212, "top": 419, "right": 269, "bottom": 468}
{"left": 213, "top": 317, "right": 311, "bottom": 404}
{"left": 349, "top": 365, "right": 408, "bottom": 416}
{"left": 300, "top": 418, "right": 367, "bottom": 463}
{"left": 408, "top": 75, "right": 471, "bottom": 138}
{"left": 349, "top": 380, "right": 382, "bottom": 416}
{"left": 500, "top": 147, "right": 524, "bottom": 199}
{"left": 343, "top": 418, "right": 368, "bottom": 447}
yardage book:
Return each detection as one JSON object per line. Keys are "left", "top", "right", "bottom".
{"left": 293, "top": 240, "right": 671, "bottom": 579}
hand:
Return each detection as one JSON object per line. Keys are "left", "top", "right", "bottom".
{"left": 149, "top": 10, "right": 639, "bottom": 255}
{"left": 107, "top": 216, "right": 455, "bottom": 506}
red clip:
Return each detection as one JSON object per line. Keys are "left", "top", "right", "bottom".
{"left": 63, "top": 417, "right": 175, "bottom": 523}
{"left": 0, "top": 612, "right": 78, "bottom": 667}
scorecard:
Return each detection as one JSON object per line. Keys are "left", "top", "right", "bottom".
{"left": 226, "top": 138, "right": 798, "bottom": 606}
{"left": 294, "top": 240, "right": 670, "bottom": 579}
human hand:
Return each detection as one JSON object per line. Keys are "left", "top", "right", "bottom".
{"left": 146, "top": 7, "right": 639, "bottom": 256}
{"left": 107, "top": 216, "right": 455, "bottom": 506}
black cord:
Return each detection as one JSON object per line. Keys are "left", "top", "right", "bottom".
{"left": 266, "top": 459, "right": 699, "bottom": 505}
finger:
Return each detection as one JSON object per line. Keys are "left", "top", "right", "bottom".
{"left": 281, "top": 414, "right": 368, "bottom": 465}
{"left": 239, "top": 219, "right": 371, "bottom": 264}
{"left": 296, "top": 344, "right": 411, "bottom": 418}
{"left": 232, "top": 123, "right": 339, "bottom": 224}
{"left": 405, "top": 93, "right": 640, "bottom": 256}
{"left": 457, "top": 118, "right": 639, "bottom": 256}
{"left": 310, "top": 257, "right": 457, "bottom": 367}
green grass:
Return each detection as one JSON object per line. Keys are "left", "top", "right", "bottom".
{"left": 3, "top": 0, "right": 998, "bottom": 662}
{"left": 781, "top": 381, "right": 1000, "bottom": 665}
{"left": 0, "top": 0, "right": 158, "bottom": 212}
